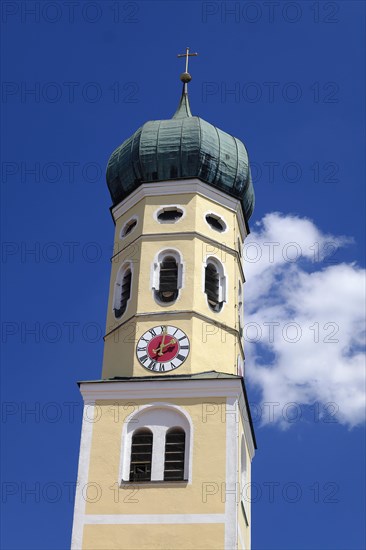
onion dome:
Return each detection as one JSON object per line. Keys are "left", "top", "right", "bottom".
{"left": 106, "top": 81, "right": 254, "bottom": 221}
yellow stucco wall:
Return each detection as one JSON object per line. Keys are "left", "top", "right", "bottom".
{"left": 102, "top": 313, "right": 242, "bottom": 379}
{"left": 82, "top": 523, "right": 225, "bottom": 550}
{"left": 85, "top": 398, "right": 226, "bottom": 516}
{"left": 114, "top": 193, "right": 243, "bottom": 250}
{"left": 102, "top": 192, "right": 245, "bottom": 379}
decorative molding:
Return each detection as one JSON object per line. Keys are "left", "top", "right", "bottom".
{"left": 104, "top": 309, "right": 241, "bottom": 344}
{"left": 83, "top": 513, "right": 225, "bottom": 524}
{"left": 111, "top": 179, "right": 248, "bottom": 241}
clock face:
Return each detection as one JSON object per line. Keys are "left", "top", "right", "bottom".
{"left": 136, "top": 325, "right": 190, "bottom": 373}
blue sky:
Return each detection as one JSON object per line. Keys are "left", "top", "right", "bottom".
{"left": 1, "top": 1, "right": 365, "bottom": 549}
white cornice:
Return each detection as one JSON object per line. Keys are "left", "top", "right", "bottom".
{"left": 111, "top": 179, "right": 248, "bottom": 240}
{"left": 80, "top": 378, "right": 239, "bottom": 400}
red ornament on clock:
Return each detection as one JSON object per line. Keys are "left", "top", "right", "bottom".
{"left": 147, "top": 332, "right": 179, "bottom": 362}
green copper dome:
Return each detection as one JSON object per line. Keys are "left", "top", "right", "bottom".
{"left": 106, "top": 89, "right": 255, "bottom": 220}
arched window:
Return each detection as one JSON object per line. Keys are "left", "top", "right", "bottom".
{"left": 164, "top": 427, "right": 186, "bottom": 481}
{"left": 153, "top": 251, "right": 183, "bottom": 304}
{"left": 129, "top": 429, "right": 153, "bottom": 482}
{"left": 205, "top": 258, "right": 226, "bottom": 312}
{"left": 120, "top": 403, "right": 193, "bottom": 483}
{"left": 114, "top": 265, "right": 132, "bottom": 319}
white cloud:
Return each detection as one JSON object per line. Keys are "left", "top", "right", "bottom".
{"left": 243, "top": 213, "right": 365, "bottom": 428}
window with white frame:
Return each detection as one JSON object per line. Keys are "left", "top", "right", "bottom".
{"left": 152, "top": 250, "right": 183, "bottom": 304}
{"left": 121, "top": 217, "right": 137, "bottom": 238}
{"left": 204, "top": 257, "right": 226, "bottom": 312}
{"left": 120, "top": 404, "right": 192, "bottom": 483}
{"left": 205, "top": 213, "right": 227, "bottom": 233}
{"left": 156, "top": 206, "right": 183, "bottom": 223}
{"left": 114, "top": 263, "right": 132, "bottom": 318}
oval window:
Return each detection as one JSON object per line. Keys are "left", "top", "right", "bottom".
{"left": 205, "top": 214, "right": 226, "bottom": 232}
{"left": 121, "top": 218, "right": 137, "bottom": 238}
{"left": 157, "top": 207, "right": 183, "bottom": 223}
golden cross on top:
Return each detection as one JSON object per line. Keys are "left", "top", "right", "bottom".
{"left": 177, "top": 47, "right": 198, "bottom": 74}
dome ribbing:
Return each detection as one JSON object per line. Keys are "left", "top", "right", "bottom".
{"left": 106, "top": 88, "right": 254, "bottom": 220}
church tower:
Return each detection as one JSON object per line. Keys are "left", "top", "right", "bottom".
{"left": 71, "top": 50, "right": 256, "bottom": 550}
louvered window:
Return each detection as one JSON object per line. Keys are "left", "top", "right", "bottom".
{"left": 129, "top": 429, "right": 153, "bottom": 482}
{"left": 164, "top": 428, "right": 185, "bottom": 481}
{"left": 205, "top": 263, "right": 222, "bottom": 312}
{"left": 156, "top": 256, "right": 178, "bottom": 303}
{"left": 114, "top": 269, "right": 131, "bottom": 318}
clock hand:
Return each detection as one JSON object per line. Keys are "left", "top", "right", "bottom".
{"left": 156, "top": 327, "right": 167, "bottom": 356}
{"left": 161, "top": 338, "right": 176, "bottom": 349}
{"left": 161, "top": 328, "right": 166, "bottom": 346}
{"left": 153, "top": 338, "right": 177, "bottom": 355}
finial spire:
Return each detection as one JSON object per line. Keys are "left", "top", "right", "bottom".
{"left": 173, "top": 47, "right": 198, "bottom": 119}
{"left": 177, "top": 47, "right": 198, "bottom": 87}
